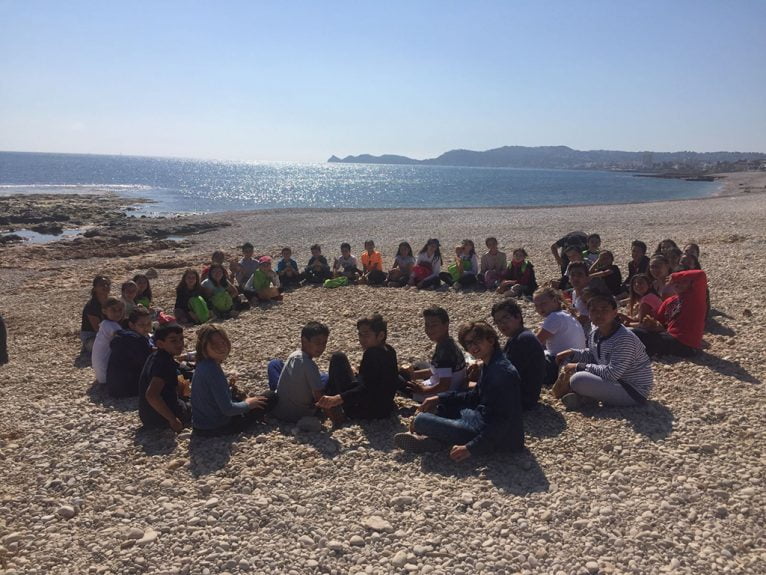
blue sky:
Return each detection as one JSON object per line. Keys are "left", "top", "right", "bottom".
{"left": 1, "top": 0, "right": 765, "bottom": 162}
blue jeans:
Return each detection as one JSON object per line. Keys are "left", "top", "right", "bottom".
{"left": 267, "top": 358, "right": 328, "bottom": 392}
{"left": 412, "top": 406, "right": 484, "bottom": 446}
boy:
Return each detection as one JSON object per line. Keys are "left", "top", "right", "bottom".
{"left": 479, "top": 237, "right": 507, "bottom": 289}
{"left": 244, "top": 256, "right": 283, "bottom": 302}
{"left": 316, "top": 314, "right": 399, "bottom": 420}
{"left": 138, "top": 324, "right": 191, "bottom": 432}
{"left": 559, "top": 245, "right": 585, "bottom": 290}
{"left": 304, "top": 244, "right": 332, "bottom": 284}
{"left": 404, "top": 307, "right": 467, "bottom": 402}
{"left": 360, "top": 240, "right": 386, "bottom": 285}
{"left": 583, "top": 233, "right": 602, "bottom": 266}
{"left": 92, "top": 297, "right": 125, "bottom": 385}
{"left": 565, "top": 261, "right": 592, "bottom": 334}
{"left": 268, "top": 322, "right": 330, "bottom": 422}
{"left": 201, "top": 250, "right": 231, "bottom": 281}
{"left": 277, "top": 247, "right": 302, "bottom": 288}
{"left": 622, "top": 240, "right": 649, "bottom": 292}
{"left": 550, "top": 231, "right": 588, "bottom": 282}
{"left": 491, "top": 299, "right": 545, "bottom": 410}
{"left": 234, "top": 242, "right": 259, "bottom": 289}
{"left": 333, "top": 243, "right": 360, "bottom": 282}
{"left": 395, "top": 321, "right": 524, "bottom": 459}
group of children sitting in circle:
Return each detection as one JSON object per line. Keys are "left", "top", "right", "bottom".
{"left": 77, "top": 232, "right": 707, "bottom": 461}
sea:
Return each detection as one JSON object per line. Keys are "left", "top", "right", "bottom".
{"left": 0, "top": 151, "right": 719, "bottom": 216}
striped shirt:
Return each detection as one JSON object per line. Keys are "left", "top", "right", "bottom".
{"left": 570, "top": 322, "right": 654, "bottom": 398}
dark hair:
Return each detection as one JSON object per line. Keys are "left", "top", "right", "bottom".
{"left": 207, "top": 263, "right": 230, "bottom": 287}
{"left": 364, "top": 239, "right": 375, "bottom": 248}
{"left": 462, "top": 239, "right": 476, "bottom": 257}
{"left": 680, "top": 253, "right": 701, "bottom": 271}
{"left": 301, "top": 321, "right": 330, "bottom": 340}
{"left": 567, "top": 261, "right": 589, "bottom": 275}
{"left": 356, "top": 314, "right": 387, "bottom": 340}
{"left": 242, "top": 242, "right": 254, "bottom": 251}
{"left": 628, "top": 273, "right": 656, "bottom": 315}
{"left": 419, "top": 239, "right": 443, "bottom": 265}
{"left": 282, "top": 246, "right": 292, "bottom": 254}
{"left": 397, "top": 242, "right": 413, "bottom": 257}
{"left": 422, "top": 306, "right": 449, "bottom": 324}
{"left": 121, "top": 280, "right": 137, "bottom": 294}
{"left": 512, "top": 247, "right": 529, "bottom": 259}
{"left": 176, "top": 269, "right": 201, "bottom": 297}
{"left": 485, "top": 236, "right": 498, "bottom": 246}
{"left": 665, "top": 246, "right": 682, "bottom": 260}
{"left": 154, "top": 323, "right": 183, "bottom": 341}
{"left": 132, "top": 274, "right": 152, "bottom": 301}
{"left": 102, "top": 296, "right": 124, "bottom": 311}
{"left": 683, "top": 242, "right": 700, "bottom": 257}
{"left": 491, "top": 299, "right": 523, "bottom": 322}
{"left": 458, "top": 321, "right": 500, "bottom": 351}
{"left": 654, "top": 239, "right": 679, "bottom": 255}
{"left": 212, "top": 250, "right": 225, "bottom": 262}
{"left": 586, "top": 293, "right": 618, "bottom": 310}
{"left": 649, "top": 254, "right": 670, "bottom": 279}
{"left": 128, "top": 306, "right": 151, "bottom": 324}
{"left": 195, "top": 324, "right": 229, "bottom": 359}
{"left": 631, "top": 240, "right": 647, "bottom": 254}
{"left": 599, "top": 250, "right": 614, "bottom": 264}
{"left": 340, "top": 242, "right": 351, "bottom": 251}
{"left": 587, "top": 233, "right": 601, "bottom": 243}
{"left": 90, "top": 275, "right": 111, "bottom": 298}
{"left": 310, "top": 243, "right": 321, "bottom": 252}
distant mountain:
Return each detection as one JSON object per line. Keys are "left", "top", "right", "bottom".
{"left": 328, "top": 145, "right": 766, "bottom": 171}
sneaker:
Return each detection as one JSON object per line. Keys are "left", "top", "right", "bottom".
{"left": 394, "top": 432, "right": 444, "bottom": 453}
{"left": 561, "top": 392, "right": 582, "bottom": 411}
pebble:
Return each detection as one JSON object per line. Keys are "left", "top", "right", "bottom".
{"left": 349, "top": 535, "right": 365, "bottom": 547}
{"left": 328, "top": 540, "right": 344, "bottom": 551}
{"left": 362, "top": 515, "right": 393, "bottom": 532}
{"left": 585, "top": 561, "right": 600, "bottom": 573}
{"left": 391, "top": 551, "right": 408, "bottom": 567}
{"left": 389, "top": 496, "right": 415, "bottom": 507}
{"left": 299, "top": 535, "right": 315, "bottom": 547}
{"left": 57, "top": 505, "right": 76, "bottom": 519}
{"left": 136, "top": 529, "right": 158, "bottom": 545}
{"left": 126, "top": 528, "right": 144, "bottom": 540}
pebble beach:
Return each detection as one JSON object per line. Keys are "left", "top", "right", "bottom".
{"left": 1, "top": 171, "right": 765, "bottom": 575}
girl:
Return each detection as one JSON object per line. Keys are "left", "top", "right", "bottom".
{"left": 174, "top": 269, "right": 208, "bottom": 324}
{"left": 106, "top": 307, "right": 153, "bottom": 398}
{"left": 444, "top": 239, "right": 479, "bottom": 290}
{"left": 654, "top": 238, "right": 679, "bottom": 255}
{"left": 588, "top": 250, "right": 623, "bottom": 296}
{"left": 497, "top": 248, "right": 538, "bottom": 297}
{"left": 92, "top": 297, "right": 126, "bottom": 385}
{"left": 683, "top": 243, "right": 700, "bottom": 259}
{"left": 533, "top": 287, "right": 586, "bottom": 387}
{"left": 387, "top": 242, "right": 415, "bottom": 287}
{"left": 648, "top": 254, "right": 675, "bottom": 300}
{"left": 191, "top": 325, "right": 276, "bottom": 436}
{"left": 409, "top": 239, "right": 443, "bottom": 290}
{"left": 620, "top": 274, "right": 662, "bottom": 326}
{"left": 79, "top": 275, "right": 111, "bottom": 364}
{"left": 120, "top": 281, "right": 139, "bottom": 318}
{"left": 133, "top": 274, "right": 153, "bottom": 309}
{"left": 201, "top": 263, "right": 238, "bottom": 317}
{"left": 556, "top": 294, "right": 653, "bottom": 409}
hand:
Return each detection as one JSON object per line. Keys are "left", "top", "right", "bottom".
{"left": 417, "top": 396, "right": 440, "bottom": 413}
{"left": 556, "top": 350, "right": 573, "bottom": 365}
{"left": 316, "top": 395, "right": 343, "bottom": 409}
{"left": 246, "top": 396, "right": 267, "bottom": 410}
{"left": 169, "top": 418, "right": 184, "bottom": 433}
{"left": 466, "top": 362, "right": 481, "bottom": 382}
{"left": 563, "top": 363, "right": 578, "bottom": 375}
{"left": 405, "top": 380, "right": 426, "bottom": 394}
{"left": 449, "top": 445, "right": 471, "bottom": 462}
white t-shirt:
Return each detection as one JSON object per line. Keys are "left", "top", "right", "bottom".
{"left": 92, "top": 319, "right": 122, "bottom": 384}
{"left": 540, "top": 311, "right": 586, "bottom": 356}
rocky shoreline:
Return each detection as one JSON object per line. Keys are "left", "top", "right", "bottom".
{"left": 0, "top": 184, "right": 764, "bottom": 574}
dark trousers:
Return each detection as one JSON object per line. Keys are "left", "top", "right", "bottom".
{"left": 192, "top": 391, "right": 277, "bottom": 437}
{"left": 326, "top": 352, "right": 356, "bottom": 396}
{"left": 0, "top": 314, "right": 7, "bottom": 365}
{"left": 631, "top": 328, "right": 696, "bottom": 357}
{"left": 543, "top": 354, "right": 559, "bottom": 387}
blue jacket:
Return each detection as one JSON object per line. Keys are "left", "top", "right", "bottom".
{"left": 438, "top": 349, "right": 524, "bottom": 454}
{"left": 191, "top": 359, "right": 249, "bottom": 430}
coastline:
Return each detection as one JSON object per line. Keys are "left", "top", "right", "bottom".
{"left": 1, "top": 178, "right": 765, "bottom": 573}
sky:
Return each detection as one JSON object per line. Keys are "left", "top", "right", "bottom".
{"left": 1, "top": 0, "right": 765, "bottom": 162}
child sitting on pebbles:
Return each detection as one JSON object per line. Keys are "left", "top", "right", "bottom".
{"left": 138, "top": 324, "right": 191, "bottom": 432}
{"left": 191, "top": 325, "right": 277, "bottom": 436}
{"left": 316, "top": 314, "right": 399, "bottom": 421}
{"left": 556, "top": 294, "right": 653, "bottom": 410}
{"left": 395, "top": 321, "right": 524, "bottom": 460}
{"left": 267, "top": 322, "right": 330, "bottom": 422}
{"left": 91, "top": 297, "right": 125, "bottom": 385}
{"left": 106, "top": 307, "right": 154, "bottom": 398}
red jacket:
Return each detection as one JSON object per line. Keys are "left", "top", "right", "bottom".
{"left": 656, "top": 269, "right": 707, "bottom": 349}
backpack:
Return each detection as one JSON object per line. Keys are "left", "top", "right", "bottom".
{"left": 188, "top": 295, "right": 210, "bottom": 323}
{"left": 323, "top": 276, "right": 349, "bottom": 289}
{"left": 210, "top": 289, "right": 233, "bottom": 313}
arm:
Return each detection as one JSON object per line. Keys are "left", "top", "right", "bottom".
{"left": 580, "top": 332, "right": 636, "bottom": 381}
{"left": 550, "top": 242, "right": 562, "bottom": 267}
{"left": 536, "top": 328, "right": 553, "bottom": 346}
{"left": 145, "top": 377, "right": 183, "bottom": 431}
{"left": 86, "top": 314, "right": 101, "bottom": 332}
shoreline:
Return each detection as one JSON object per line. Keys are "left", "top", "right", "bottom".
{"left": 2, "top": 171, "right": 764, "bottom": 219}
